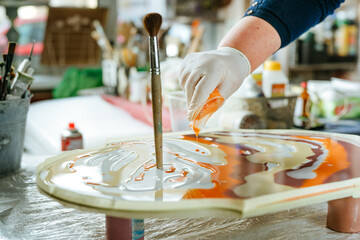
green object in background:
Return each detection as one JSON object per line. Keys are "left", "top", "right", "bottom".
{"left": 320, "top": 97, "right": 360, "bottom": 119}
{"left": 52, "top": 68, "right": 103, "bottom": 98}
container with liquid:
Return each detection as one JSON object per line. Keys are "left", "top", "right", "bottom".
{"left": 262, "top": 60, "right": 289, "bottom": 98}
{"left": 61, "top": 122, "right": 83, "bottom": 151}
{"left": 293, "top": 81, "right": 310, "bottom": 128}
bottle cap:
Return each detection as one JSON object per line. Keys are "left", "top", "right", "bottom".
{"left": 300, "top": 81, "right": 307, "bottom": 89}
{"left": 264, "top": 60, "right": 281, "bottom": 71}
{"left": 68, "top": 122, "right": 75, "bottom": 129}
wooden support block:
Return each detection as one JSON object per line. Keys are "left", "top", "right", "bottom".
{"left": 327, "top": 197, "right": 360, "bottom": 233}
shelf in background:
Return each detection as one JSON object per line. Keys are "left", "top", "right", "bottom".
{"left": 289, "top": 62, "right": 357, "bottom": 72}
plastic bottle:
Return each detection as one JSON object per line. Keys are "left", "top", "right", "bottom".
{"left": 61, "top": 122, "right": 83, "bottom": 151}
{"left": 293, "top": 81, "right": 310, "bottom": 128}
{"left": 262, "top": 60, "right": 289, "bottom": 98}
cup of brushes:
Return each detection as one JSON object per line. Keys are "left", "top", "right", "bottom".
{"left": 0, "top": 42, "right": 34, "bottom": 175}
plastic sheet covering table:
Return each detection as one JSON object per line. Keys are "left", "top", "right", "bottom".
{"left": 1, "top": 152, "right": 360, "bottom": 239}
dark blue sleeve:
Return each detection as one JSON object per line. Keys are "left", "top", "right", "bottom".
{"left": 246, "top": 0, "right": 345, "bottom": 48}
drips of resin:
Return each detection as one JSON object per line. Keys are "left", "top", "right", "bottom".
{"left": 39, "top": 131, "right": 360, "bottom": 202}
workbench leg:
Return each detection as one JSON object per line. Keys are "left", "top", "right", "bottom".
{"left": 327, "top": 197, "right": 360, "bottom": 233}
{"left": 106, "top": 216, "right": 144, "bottom": 240}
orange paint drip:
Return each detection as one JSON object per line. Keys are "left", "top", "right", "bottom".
{"left": 135, "top": 172, "right": 145, "bottom": 181}
{"left": 165, "top": 165, "right": 176, "bottom": 173}
{"left": 144, "top": 163, "right": 156, "bottom": 171}
{"left": 170, "top": 176, "right": 186, "bottom": 183}
{"left": 278, "top": 185, "right": 353, "bottom": 203}
{"left": 192, "top": 126, "right": 201, "bottom": 138}
{"left": 180, "top": 170, "right": 189, "bottom": 176}
{"left": 168, "top": 152, "right": 217, "bottom": 173}
{"left": 191, "top": 88, "right": 224, "bottom": 137}
{"left": 75, "top": 154, "right": 91, "bottom": 160}
{"left": 73, "top": 147, "right": 123, "bottom": 163}
{"left": 86, "top": 182, "right": 100, "bottom": 186}
{"left": 170, "top": 169, "right": 190, "bottom": 183}
{"left": 66, "top": 162, "right": 77, "bottom": 173}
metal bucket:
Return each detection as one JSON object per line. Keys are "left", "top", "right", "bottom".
{"left": 0, "top": 97, "right": 31, "bottom": 175}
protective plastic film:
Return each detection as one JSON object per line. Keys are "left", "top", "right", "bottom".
{"left": 1, "top": 154, "right": 360, "bottom": 239}
{"left": 0, "top": 154, "right": 105, "bottom": 240}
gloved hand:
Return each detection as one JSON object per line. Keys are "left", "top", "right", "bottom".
{"left": 178, "top": 47, "right": 251, "bottom": 121}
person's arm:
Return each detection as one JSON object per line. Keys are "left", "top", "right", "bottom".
{"left": 248, "top": 0, "right": 345, "bottom": 48}
{"left": 218, "top": 16, "right": 280, "bottom": 72}
{"left": 219, "top": 0, "right": 345, "bottom": 72}
{"left": 179, "top": 0, "right": 345, "bottom": 121}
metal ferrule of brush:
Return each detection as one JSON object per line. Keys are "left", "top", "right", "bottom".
{"left": 149, "top": 36, "right": 160, "bottom": 75}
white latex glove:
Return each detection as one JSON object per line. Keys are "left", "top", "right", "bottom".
{"left": 179, "top": 47, "right": 251, "bottom": 121}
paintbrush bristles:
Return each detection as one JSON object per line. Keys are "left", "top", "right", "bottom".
{"left": 143, "top": 13, "right": 162, "bottom": 37}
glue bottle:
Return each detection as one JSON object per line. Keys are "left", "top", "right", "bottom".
{"left": 61, "top": 122, "right": 83, "bottom": 151}
{"left": 262, "top": 60, "right": 289, "bottom": 98}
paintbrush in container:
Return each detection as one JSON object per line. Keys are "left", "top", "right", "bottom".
{"left": 2, "top": 53, "right": 8, "bottom": 88}
{"left": 92, "top": 20, "right": 113, "bottom": 59}
{"left": 0, "top": 61, "right": 3, "bottom": 89}
{"left": 11, "top": 41, "right": 35, "bottom": 98}
{"left": 1, "top": 42, "right": 16, "bottom": 100}
{"left": 143, "top": 13, "right": 163, "bottom": 170}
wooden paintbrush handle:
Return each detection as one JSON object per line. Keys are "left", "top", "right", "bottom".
{"left": 151, "top": 74, "right": 163, "bottom": 170}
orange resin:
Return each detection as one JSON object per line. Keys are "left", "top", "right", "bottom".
{"left": 165, "top": 165, "right": 176, "bottom": 173}
{"left": 295, "top": 135, "right": 349, "bottom": 188}
{"left": 170, "top": 169, "right": 190, "bottom": 183}
{"left": 191, "top": 88, "right": 224, "bottom": 137}
{"left": 181, "top": 134, "right": 350, "bottom": 199}
{"left": 180, "top": 170, "right": 189, "bottom": 177}
{"left": 144, "top": 163, "right": 156, "bottom": 171}
{"left": 135, "top": 172, "right": 145, "bottom": 181}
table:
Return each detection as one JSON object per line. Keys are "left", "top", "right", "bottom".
{"left": 323, "top": 119, "right": 360, "bottom": 135}
{"left": 1, "top": 156, "right": 354, "bottom": 240}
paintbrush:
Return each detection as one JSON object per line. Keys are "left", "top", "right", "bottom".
{"left": 16, "top": 41, "right": 34, "bottom": 75}
{"left": 1, "top": 42, "right": 16, "bottom": 100}
{"left": 143, "top": 13, "right": 163, "bottom": 170}
{"left": 0, "top": 61, "right": 3, "bottom": 88}
{"left": 92, "top": 20, "right": 113, "bottom": 59}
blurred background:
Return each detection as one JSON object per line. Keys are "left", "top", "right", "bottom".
{"left": 2, "top": 2, "right": 360, "bottom": 239}
{"left": 1, "top": 0, "right": 360, "bottom": 154}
